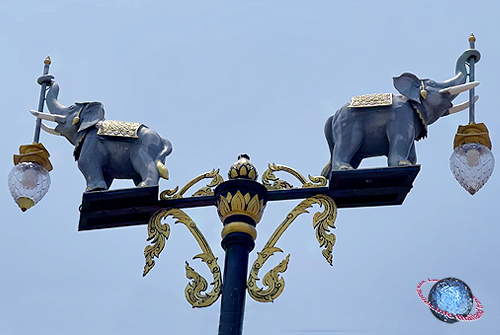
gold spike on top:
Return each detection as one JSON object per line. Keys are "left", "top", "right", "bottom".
{"left": 44, "top": 56, "right": 51, "bottom": 65}
{"left": 468, "top": 33, "right": 476, "bottom": 43}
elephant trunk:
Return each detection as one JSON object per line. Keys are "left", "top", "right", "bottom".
{"left": 444, "top": 49, "right": 481, "bottom": 87}
{"left": 45, "top": 81, "right": 69, "bottom": 117}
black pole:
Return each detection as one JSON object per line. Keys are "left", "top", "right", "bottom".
{"left": 33, "top": 56, "right": 51, "bottom": 143}
{"left": 218, "top": 232, "right": 255, "bottom": 335}
{"left": 215, "top": 154, "right": 268, "bottom": 335}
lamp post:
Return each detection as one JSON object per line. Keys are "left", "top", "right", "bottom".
{"left": 449, "top": 34, "right": 495, "bottom": 195}
{"left": 79, "top": 154, "right": 419, "bottom": 335}
{"left": 8, "top": 57, "right": 53, "bottom": 211}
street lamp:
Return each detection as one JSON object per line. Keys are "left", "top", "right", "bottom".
{"left": 449, "top": 34, "right": 494, "bottom": 195}
{"left": 11, "top": 35, "right": 492, "bottom": 334}
{"left": 8, "top": 57, "right": 53, "bottom": 211}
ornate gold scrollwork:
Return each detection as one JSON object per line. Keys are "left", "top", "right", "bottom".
{"left": 261, "top": 163, "right": 327, "bottom": 190}
{"left": 144, "top": 208, "right": 222, "bottom": 307}
{"left": 160, "top": 169, "right": 224, "bottom": 200}
{"left": 247, "top": 194, "right": 337, "bottom": 303}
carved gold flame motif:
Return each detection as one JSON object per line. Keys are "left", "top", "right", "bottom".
{"left": 160, "top": 169, "right": 224, "bottom": 200}
{"left": 247, "top": 194, "right": 337, "bottom": 302}
{"left": 262, "top": 163, "right": 327, "bottom": 190}
{"left": 144, "top": 208, "right": 221, "bottom": 307}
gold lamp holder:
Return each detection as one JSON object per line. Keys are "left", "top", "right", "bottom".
{"left": 13, "top": 143, "right": 53, "bottom": 171}
{"left": 453, "top": 123, "right": 492, "bottom": 150}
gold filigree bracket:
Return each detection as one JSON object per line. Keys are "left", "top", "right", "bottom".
{"left": 247, "top": 194, "right": 337, "bottom": 303}
{"left": 262, "top": 163, "right": 327, "bottom": 190}
{"left": 160, "top": 169, "right": 224, "bottom": 199}
{"left": 143, "top": 208, "right": 222, "bottom": 308}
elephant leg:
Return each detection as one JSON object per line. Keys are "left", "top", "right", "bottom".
{"left": 387, "top": 137, "right": 414, "bottom": 166}
{"left": 78, "top": 159, "right": 108, "bottom": 191}
{"left": 408, "top": 142, "right": 417, "bottom": 165}
{"left": 132, "top": 176, "right": 143, "bottom": 186}
{"left": 104, "top": 174, "right": 114, "bottom": 189}
{"left": 78, "top": 141, "right": 108, "bottom": 191}
{"left": 131, "top": 148, "right": 160, "bottom": 187}
{"left": 350, "top": 154, "right": 363, "bottom": 169}
{"left": 331, "top": 129, "right": 363, "bottom": 170}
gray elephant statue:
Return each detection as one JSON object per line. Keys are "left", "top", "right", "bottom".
{"left": 321, "top": 49, "right": 480, "bottom": 177}
{"left": 32, "top": 76, "right": 173, "bottom": 192}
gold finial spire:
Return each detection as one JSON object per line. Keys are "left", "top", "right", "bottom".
{"left": 228, "top": 154, "right": 258, "bottom": 180}
{"left": 468, "top": 33, "right": 476, "bottom": 43}
{"left": 44, "top": 56, "right": 51, "bottom": 65}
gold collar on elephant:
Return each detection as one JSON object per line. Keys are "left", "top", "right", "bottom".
{"left": 73, "top": 131, "right": 87, "bottom": 161}
{"left": 348, "top": 93, "right": 393, "bottom": 108}
{"left": 96, "top": 120, "right": 143, "bottom": 138}
{"left": 410, "top": 105, "right": 428, "bottom": 141}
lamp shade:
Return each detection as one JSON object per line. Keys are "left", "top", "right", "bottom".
{"left": 449, "top": 142, "right": 494, "bottom": 195}
{"left": 8, "top": 161, "right": 51, "bottom": 211}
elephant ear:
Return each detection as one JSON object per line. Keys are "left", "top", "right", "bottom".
{"left": 393, "top": 73, "right": 421, "bottom": 103}
{"left": 77, "top": 102, "right": 105, "bottom": 132}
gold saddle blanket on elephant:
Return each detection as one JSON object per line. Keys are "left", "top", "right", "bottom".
{"left": 348, "top": 93, "right": 392, "bottom": 108}
{"left": 96, "top": 120, "right": 143, "bottom": 138}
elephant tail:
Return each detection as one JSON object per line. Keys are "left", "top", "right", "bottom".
{"left": 156, "top": 161, "right": 169, "bottom": 180}
{"left": 155, "top": 138, "right": 173, "bottom": 180}
{"left": 321, "top": 115, "right": 335, "bottom": 178}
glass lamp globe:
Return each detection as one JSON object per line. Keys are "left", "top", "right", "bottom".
{"left": 449, "top": 142, "right": 494, "bottom": 195}
{"left": 8, "top": 161, "right": 51, "bottom": 211}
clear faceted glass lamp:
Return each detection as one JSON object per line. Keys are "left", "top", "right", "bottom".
{"left": 9, "top": 143, "right": 52, "bottom": 211}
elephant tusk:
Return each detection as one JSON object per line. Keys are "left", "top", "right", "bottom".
{"left": 448, "top": 95, "right": 479, "bottom": 114}
{"left": 439, "top": 81, "right": 479, "bottom": 95}
{"left": 41, "top": 122, "right": 62, "bottom": 136}
{"left": 30, "top": 110, "right": 66, "bottom": 123}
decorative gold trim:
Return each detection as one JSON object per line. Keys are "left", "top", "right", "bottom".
{"left": 247, "top": 195, "right": 337, "bottom": 303}
{"left": 96, "top": 120, "right": 141, "bottom": 138}
{"left": 143, "top": 208, "right": 221, "bottom": 307}
{"left": 453, "top": 122, "right": 492, "bottom": 149}
{"left": 160, "top": 169, "right": 224, "bottom": 200}
{"left": 229, "top": 154, "right": 258, "bottom": 180}
{"left": 16, "top": 197, "right": 35, "bottom": 212}
{"left": 221, "top": 222, "right": 257, "bottom": 240}
{"left": 217, "top": 191, "right": 265, "bottom": 224}
{"left": 262, "top": 163, "right": 327, "bottom": 190}
{"left": 13, "top": 143, "right": 53, "bottom": 171}
{"left": 413, "top": 106, "right": 428, "bottom": 141}
{"left": 348, "top": 93, "right": 392, "bottom": 108}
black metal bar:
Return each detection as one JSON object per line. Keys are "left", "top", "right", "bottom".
{"left": 218, "top": 232, "right": 255, "bottom": 335}
{"left": 78, "top": 166, "right": 420, "bottom": 230}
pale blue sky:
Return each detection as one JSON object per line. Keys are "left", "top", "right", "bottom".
{"left": 1, "top": 1, "right": 499, "bottom": 334}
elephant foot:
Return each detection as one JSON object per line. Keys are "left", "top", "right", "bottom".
{"left": 337, "top": 164, "right": 354, "bottom": 171}
{"left": 85, "top": 181, "right": 109, "bottom": 192}
{"left": 398, "top": 160, "right": 412, "bottom": 166}
{"left": 138, "top": 182, "right": 147, "bottom": 187}
{"left": 85, "top": 186, "right": 108, "bottom": 192}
